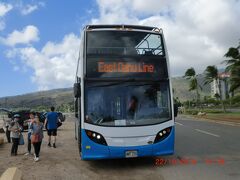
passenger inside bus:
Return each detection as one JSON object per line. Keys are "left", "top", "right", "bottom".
{"left": 127, "top": 96, "right": 138, "bottom": 119}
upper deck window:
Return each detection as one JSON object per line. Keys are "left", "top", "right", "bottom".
{"left": 87, "top": 31, "right": 164, "bottom": 56}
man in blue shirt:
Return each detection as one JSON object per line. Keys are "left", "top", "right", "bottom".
{"left": 44, "top": 106, "right": 60, "bottom": 148}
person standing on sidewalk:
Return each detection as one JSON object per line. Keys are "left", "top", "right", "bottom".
{"left": 4, "top": 113, "right": 12, "bottom": 143}
{"left": 30, "top": 115, "right": 44, "bottom": 162}
{"left": 24, "top": 112, "right": 35, "bottom": 155}
{"left": 44, "top": 106, "right": 60, "bottom": 148}
{"left": 9, "top": 114, "right": 22, "bottom": 156}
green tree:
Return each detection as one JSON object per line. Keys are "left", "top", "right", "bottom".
{"left": 204, "top": 65, "right": 226, "bottom": 112}
{"left": 224, "top": 42, "right": 240, "bottom": 92}
{"left": 184, "top": 67, "right": 202, "bottom": 108}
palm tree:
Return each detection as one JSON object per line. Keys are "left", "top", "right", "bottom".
{"left": 204, "top": 65, "right": 226, "bottom": 112}
{"left": 224, "top": 43, "right": 240, "bottom": 92}
{"left": 184, "top": 67, "right": 202, "bottom": 109}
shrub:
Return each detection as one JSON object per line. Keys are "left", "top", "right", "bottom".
{"left": 203, "top": 109, "right": 223, "bottom": 113}
{"left": 184, "top": 108, "right": 224, "bottom": 115}
{"left": 185, "top": 109, "right": 198, "bottom": 115}
{"left": 231, "top": 95, "right": 240, "bottom": 105}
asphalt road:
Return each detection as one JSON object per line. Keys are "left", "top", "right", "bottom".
{"left": 69, "top": 115, "right": 240, "bottom": 180}
{"left": 161, "top": 115, "right": 240, "bottom": 180}
{"left": 85, "top": 115, "right": 240, "bottom": 180}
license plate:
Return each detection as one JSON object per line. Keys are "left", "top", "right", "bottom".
{"left": 125, "top": 150, "right": 138, "bottom": 158}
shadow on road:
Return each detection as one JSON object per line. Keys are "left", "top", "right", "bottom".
{"left": 86, "top": 157, "right": 157, "bottom": 169}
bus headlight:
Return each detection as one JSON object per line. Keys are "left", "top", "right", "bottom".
{"left": 154, "top": 127, "right": 172, "bottom": 143}
{"left": 85, "top": 130, "right": 108, "bottom": 146}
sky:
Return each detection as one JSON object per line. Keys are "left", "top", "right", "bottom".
{"left": 0, "top": 0, "right": 240, "bottom": 97}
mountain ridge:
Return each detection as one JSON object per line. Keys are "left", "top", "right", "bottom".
{"left": 0, "top": 76, "right": 211, "bottom": 109}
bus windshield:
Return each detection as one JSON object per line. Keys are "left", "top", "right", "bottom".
{"left": 85, "top": 81, "right": 171, "bottom": 126}
{"left": 87, "top": 31, "right": 164, "bottom": 56}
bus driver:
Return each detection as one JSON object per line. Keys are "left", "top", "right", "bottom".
{"left": 128, "top": 96, "right": 138, "bottom": 119}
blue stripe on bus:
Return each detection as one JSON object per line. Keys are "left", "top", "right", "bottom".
{"left": 81, "top": 127, "right": 174, "bottom": 160}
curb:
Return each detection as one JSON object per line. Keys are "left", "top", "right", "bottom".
{"left": 0, "top": 167, "right": 22, "bottom": 180}
{"left": 178, "top": 114, "right": 240, "bottom": 126}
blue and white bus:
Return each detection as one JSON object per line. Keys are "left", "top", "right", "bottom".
{"left": 74, "top": 25, "right": 176, "bottom": 160}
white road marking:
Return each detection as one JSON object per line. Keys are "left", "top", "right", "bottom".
{"left": 175, "top": 122, "right": 184, "bottom": 126}
{"left": 195, "top": 129, "right": 220, "bottom": 138}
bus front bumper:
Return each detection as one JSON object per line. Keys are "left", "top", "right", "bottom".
{"left": 81, "top": 128, "right": 174, "bottom": 160}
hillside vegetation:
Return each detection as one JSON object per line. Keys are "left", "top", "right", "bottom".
{"left": 0, "top": 76, "right": 211, "bottom": 111}
{"left": 172, "top": 75, "right": 211, "bottom": 101}
{"left": 0, "top": 88, "right": 73, "bottom": 112}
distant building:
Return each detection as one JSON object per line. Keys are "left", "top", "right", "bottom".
{"left": 211, "top": 72, "right": 230, "bottom": 100}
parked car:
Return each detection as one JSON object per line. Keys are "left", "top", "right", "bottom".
{"left": 2, "top": 109, "right": 45, "bottom": 130}
{"left": 57, "top": 112, "right": 66, "bottom": 122}
{"left": 1, "top": 108, "right": 65, "bottom": 130}
{"left": 3, "top": 109, "right": 31, "bottom": 130}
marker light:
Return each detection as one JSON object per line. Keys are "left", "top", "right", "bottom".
{"left": 87, "top": 131, "right": 92, "bottom": 136}
{"left": 97, "top": 135, "right": 101, "bottom": 139}
{"left": 92, "top": 133, "right": 96, "bottom": 137}
{"left": 167, "top": 128, "right": 171, "bottom": 133}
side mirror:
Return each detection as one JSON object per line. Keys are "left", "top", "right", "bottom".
{"left": 75, "top": 113, "right": 78, "bottom": 118}
{"left": 174, "top": 104, "right": 178, "bottom": 117}
{"left": 74, "top": 83, "right": 81, "bottom": 98}
{"left": 8, "top": 113, "right": 11, "bottom": 118}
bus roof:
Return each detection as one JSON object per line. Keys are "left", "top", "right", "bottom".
{"left": 85, "top": 24, "right": 162, "bottom": 33}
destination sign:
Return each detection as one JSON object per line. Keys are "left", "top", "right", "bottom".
{"left": 98, "top": 61, "right": 154, "bottom": 73}
{"left": 86, "top": 57, "right": 168, "bottom": 79}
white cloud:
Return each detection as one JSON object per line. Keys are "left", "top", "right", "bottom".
{"left": 0, "top": 2, "right": 13, "bottom": 31}
{"left": 0, "top": 2, "right": 12, "bottom": 17}
{"left": 21, "top": 4, "right": 38, "bottom": 15}
{"left": 20, "top": 2, "right": 45, "bottom": 15}
{"left": 91, "top": 0, "right": 240, "bottom": 76}
{"left": 91, "top": 0, "right": 137, "bottom": 24}
{"left": 5, "top": 48, "right": 18, "bottom": 58}
{"left": 131, "top": 0, "right": 172, "bottom": 15}
{"left": 8, "top": 34, "right": 80, "bottom": 90}
{"left": 1, "top": 25, "right": 39, "bottom": 46}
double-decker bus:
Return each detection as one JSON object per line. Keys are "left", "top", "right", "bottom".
{"left": 74, "top": 25, "right": 176, "bottom": 160}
